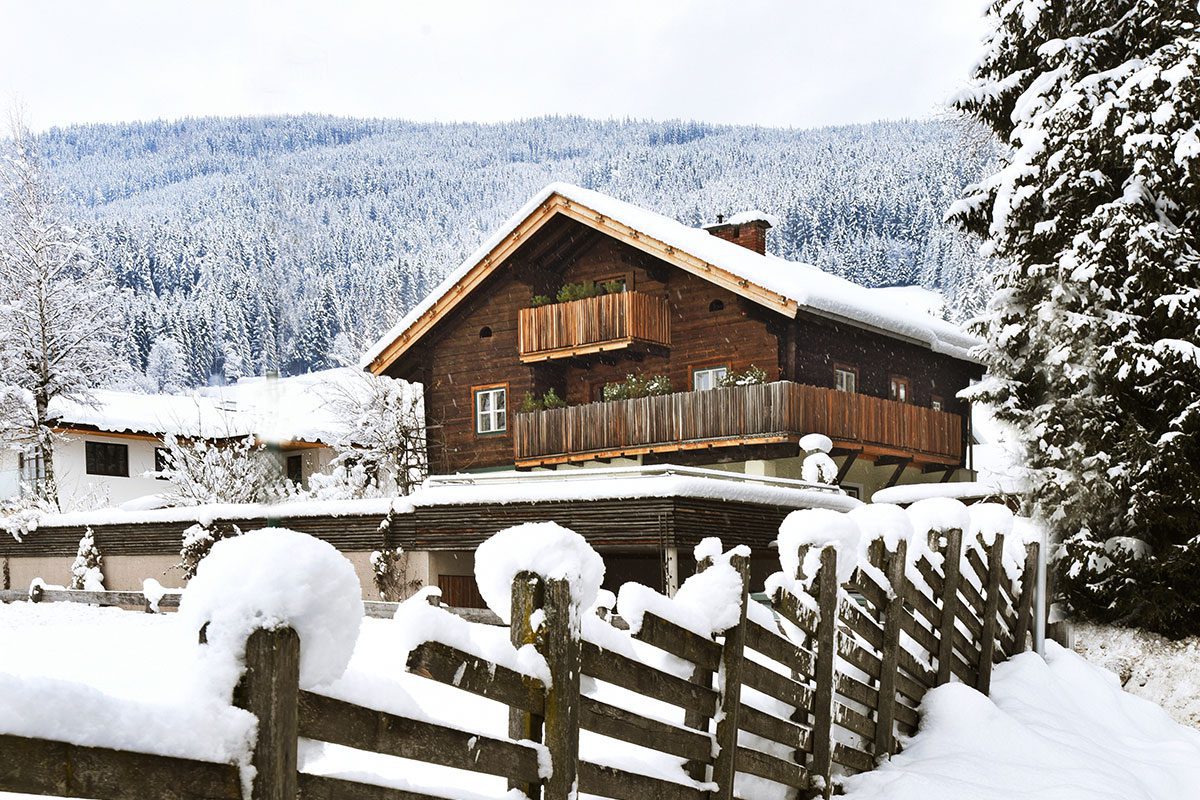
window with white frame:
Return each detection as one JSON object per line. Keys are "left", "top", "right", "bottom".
{"left": 18, "top": 449, "right": 45, "bottom": 485}
{"left": 834, "top": 365, "right": 857, "bottom": 393}
{"left": 693, "top": 366, "right": 728, "bottom": 391}
{"left": 475, "top": 386, "right": 507, "bottom": 434}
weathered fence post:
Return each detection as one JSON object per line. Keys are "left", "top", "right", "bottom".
{"left": 540, "top": 577, "right": 581, "bottom": 800}
{"left": 1013, "top": 542, "right": 1040, "bottom": 652}
{"left": 872, "top": 538, "right": 907, "bottom": 758}
{"left": 934, "top": 528, "right": 963, "bottom": 686}
{"left": 683, "top": 555, "right": 715, "bottom": 783}
{"left": 235, "top": 626, "right": 300, "bottom": 800}
{"left": 976, "top": 534, "right": 1006, "bottom": 693}
{"left": 710, "top": 552, "right": 750, "bottom": 800}
{"left": 809, "top": 546, "right": 838, "bottom": 799}
{"left": 509, "top": 572, "right": 545, "bottom": 799}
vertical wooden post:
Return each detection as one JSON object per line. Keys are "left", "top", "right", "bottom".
{"left": 236, "top": 626, "right": 300, "bottom": 800}
{"left": 976, "top": 533, "right": 1006, "bottom": 694}
{"left": 809, "top": 546, "right": 838, "bottom": 799}
{"left": 934, "top": 528, "right": 963, "bottom": 686}
{"left": 539, "top": 577, "right": 580, "bottom": 800}
{"left": 872, "top": 538, "right": 907, "bottom": 758}
{"left": 710, "top": 553, "right": 750, "bottom": 800}
{"left": 509, "top": 572, "right": 545, "bottom": 799}
{"left": 1013, "top": 542, "right": 1040, "bottom": 652}
{"left": 683, "top": 555, "right": 714, "bottom": 783}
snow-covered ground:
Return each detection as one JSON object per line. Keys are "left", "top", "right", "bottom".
{"left": 842, "top": 643, "right": 1200, "bottom": 799}
{"left": 1073, "top": 622, "right": 1200, "bottom": 731}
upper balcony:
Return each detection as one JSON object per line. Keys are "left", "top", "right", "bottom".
{"left": 517, "top": 291, "right": 671, "bottom": 363}
{"left": 513, "top": 380, "right": 964, "bottom": 468}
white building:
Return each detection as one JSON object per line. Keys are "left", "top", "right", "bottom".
{"left": 0, "top": 369, "right": 366, "bottom": 511}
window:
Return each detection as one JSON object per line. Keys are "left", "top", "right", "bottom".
{"left": 889, "top": 375, "right": 910, "bottom": 403}
{"left": 286, "top": 454, "right": 304, "bottom": 485}
{"left": 708, "top": 299, "right": 725, "bottom": 312}
{"left": 834, "top": 365, "right": 858, "bottom": 393}
{"left": 479, "top": 326, "right": 492, "bottom": 339}
{"left": 474, "top": 386, "right": 507, "bottom": 434}
{"left": 18, "top": 450, "right": 45, "bottom": 485}
{"left": 153, "top": 447, "right": 172, "bottom": 479}
{"left": 693, "top": 366, "right": 728, "bottom": 391}
{"left": 841, "top": 484, "right": 862, "bottom": 500}
{"left": 595, "top": 274, "right": 629, "bottom": 293}
{"left": 931, "top": 395, "right": 944, "bottom": 412}
{"left": 85, "top": 441, "right": 128, "bottom": 477}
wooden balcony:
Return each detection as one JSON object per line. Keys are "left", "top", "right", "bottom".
{"left": 514, "top": 380, "right": 964, "bottom": 467}
{"left": 517, "top": 291, "right": 671, "bottom": 362}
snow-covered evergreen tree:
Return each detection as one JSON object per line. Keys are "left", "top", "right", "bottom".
{"left": 178, "top": 522, "right": 241, "bottom": 580}
{"left": 145, "top": 334, "right": 187, "bottom": 393}
{"left": 69, "top": 527, "right": 104, "bottom": 591}
{"left": 952, "top": 0, "right": 1200, "bottom": 635}
{"left": 0, "top": 114, "right": 124, "bottom": 508}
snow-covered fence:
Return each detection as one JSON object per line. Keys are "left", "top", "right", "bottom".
{"left": 1, "top": 503, "right": 1040, "bottom": 800}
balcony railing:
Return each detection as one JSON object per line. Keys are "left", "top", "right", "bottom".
{"left": 517, "top": 291, "right": 671, "bottom": 362}
{"left": 513, "top": 380, "right": 964, "bottom": 466}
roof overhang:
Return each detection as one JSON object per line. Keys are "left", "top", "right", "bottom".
{"left": 364, "top": 191, "right": 799, "bottom": 375}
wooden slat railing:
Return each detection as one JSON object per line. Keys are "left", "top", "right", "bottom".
{"left": 518, "top": 291, "right": 671, "bottom": 361}
{"left": 514, "top": 380, "right": 963, "bottom": 465}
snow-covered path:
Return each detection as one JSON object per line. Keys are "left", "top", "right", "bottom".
{"left": 841, "top": 643, "right": 1200, "bottom": 799}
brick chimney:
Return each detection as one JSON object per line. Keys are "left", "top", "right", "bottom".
{"left": 702, "top": 211, "right": 775, "bottom": 255}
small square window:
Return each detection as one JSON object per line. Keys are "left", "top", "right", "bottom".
{"left": 85, "top": 442, "right": 129, "bottom": 477}
{"left": 475, "top": 387, "right": 508, "bottom": 434}
{"left": 834, "top": 365, "right": 857, "bottom": 394}
{"left": 693, "top": 366, "right": 728, "bottom": 391}
{"left": 931, "top": 395, "right": 944, "bottom": 412}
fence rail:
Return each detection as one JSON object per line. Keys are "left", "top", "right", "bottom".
{"left": 515, "top": 380, "right": 964, "bottom": 465}
{"left": 517, "top": 291, "right": 671, "bottom": 361}
{"left": 2, "top": 525, "right": 1038, "bottom": 800}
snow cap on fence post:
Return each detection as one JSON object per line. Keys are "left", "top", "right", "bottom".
{"left": 774, "top": 507, "right": 862, "bottom": 587}
{"left": 474, "top": 521, "right": 604, "bottom": 624}
{"left": 180, "top": 528, "right": 363, "bottom": 691}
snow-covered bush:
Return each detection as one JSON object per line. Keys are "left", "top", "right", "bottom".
{"left": 369, "top": 546, "right": 421, "bottom": 602}
{"left": 154, "top": 434, "right": 282, "bottom": 506}
{"left": 603, "top": 373, "right": 672, "bottom": 402}
{"left": 178, "top": 522, "right": 242, "bottom": 580}
{"left": 717, "top": 365, "right": 768, "bottom": 387}
{"left": 69, "top": 527, "right": 104, "bottom": 590}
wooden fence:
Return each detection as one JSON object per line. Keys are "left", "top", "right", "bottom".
{"left": 0, "top": 526, "right": 1039, "bottom": 800}
{"left": 518, "top": 290, "right": 671, "bottom": 361}
{"left": 515, "top": 380, "right": 964, "bottom": 466}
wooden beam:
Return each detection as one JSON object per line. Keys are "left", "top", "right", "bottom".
{"left": 882, "top": 458, "right": 911, "bottom": 489}
{"left": 835, "top": 450, "right": 860, "bottom": 484}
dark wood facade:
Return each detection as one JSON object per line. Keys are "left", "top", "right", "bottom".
{"left": 383, "top": 212, "right": 981, "bottom": 474}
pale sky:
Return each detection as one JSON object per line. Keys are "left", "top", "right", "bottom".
{"left": 1, "top": 0, "right": 988, "bottom": 131}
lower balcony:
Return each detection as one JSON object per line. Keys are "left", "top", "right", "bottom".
{"left": 513, "top": 380, "right": 964, "bottom": 468}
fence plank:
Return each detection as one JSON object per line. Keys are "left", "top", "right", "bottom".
{"left": 934, "top": 528, "right": 964, "bottom": 686}
{"left": 976, "top": 534, "right": 1007, "bottom": 694}
{"left": 739, "top": 705, "right": 813, "bottom": 753}
{"left": 579, "top": 696, "right": 711, "bottom": 762}
{"left": 581, "top": 641, "right": 718, "bottom": 716}
{"left": 0, "top": 734, "right": 242, "bottom": 800}
{"left": 735, "top": 745, "right": 809, "bottom": 789}
{"left": 710, "top": 553, "right": 750, "bottom": 800}
{"left": 577, "top": 761, "right": 706, "bottom": 800}
{"left": 872, "top": 540, "right": 905, "bottom": 758}
{"left": 635, "top": 611, "right": 722, "bottom": 672}
{"left": 406, "top": 641, "right": 545, "bottom": 715}
{"left": 234, "top": 626, "right": 300, "bottom": 800}
{"left": 1013, "top": 543, "right": 1040, "bottom": 653}
{"left": 508, "top": 571, "right": 545, "bottom": 798}
{"left": 745, "top": 618, "right": 816, "bottom": 679}
{"left": 298, "top": 692, "right": 543, "bottom": 785}
{"left": 541, "top": 577, "right": 581, "bottom": 800}
{"left": 810, "top": 547, "right": 839, "bottom": 798}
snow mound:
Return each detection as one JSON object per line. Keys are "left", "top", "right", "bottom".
{"left": 906, "top": 497, "right": 970, "bottom": 536}
{"left": 618, "top": 542, "right": 750, "bottom": 638}
{"left": 799, "top": 433, "right": 833, "bottom": 453}
{"left": 180, "top": 528, "right": 363, "bottom": 689}
{"left": 842, "top": 643, "right": 1200, "bottom": 799}
{"left": 848, "top": 503, "right": 913, "bottom": 553}
{"left": 474, "top": 522, "right": 605, "bottom": 623}
{"left": 776, "top": 508, "right": 862, "bottom": 585}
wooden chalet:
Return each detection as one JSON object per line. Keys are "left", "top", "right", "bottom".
{"left": 363, "top": 184, "right": 983, "bottom": 500}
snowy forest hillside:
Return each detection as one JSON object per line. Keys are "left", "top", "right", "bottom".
{"left": 36, "top": 115, "right": 996, "bottom": 387}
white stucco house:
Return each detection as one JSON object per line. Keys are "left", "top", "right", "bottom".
{"left": 0, "top": 369, "right": 365, "bottom": 511}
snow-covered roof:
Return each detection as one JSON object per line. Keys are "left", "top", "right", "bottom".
{"left": 701, "top": 209, "right": 780, "bottom": 228}
{"left": 870, "top": 481, "right": 1020, "bottom": 506}
{"left": 50, "top": 367, "right": 372, "bottom": 444}
{"left": 362, "top": 183, "right": 981, "bottom": 370}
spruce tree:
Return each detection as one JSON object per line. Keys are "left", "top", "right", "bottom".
{"left": 952, "top": 1, "right": 1200, "bottom": 634}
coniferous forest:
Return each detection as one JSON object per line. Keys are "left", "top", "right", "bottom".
{"left": 35, "top": 115, "right": 996, "bottom": 387}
